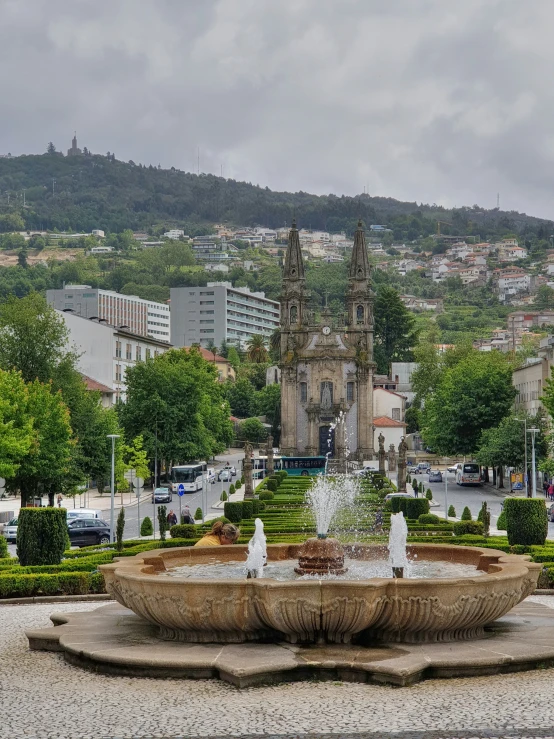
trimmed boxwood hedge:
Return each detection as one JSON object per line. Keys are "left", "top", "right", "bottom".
{"left": 169, "top": 524, "right": 198, "bottom": 539}
{"left": 266, "top": 479, "right": 279, "bottom": 492}
{"left": 259, "top": 491, "right": 274, "bottom": 501}
{"left": 224, "top": 501, "right": 243, "bottom": 523}
{"left": 452, "top": 520, "right": 484, "bottom": 536}
{"left": 17, "top": 507, "right": 68, "bottom": 566}
{"left": 241, "top": 500, "right": 254, "bottom": 519}
{"left": 418, "top": 513, "right": 440, "bottom": 524}
{"left": 505, "top": 497, "right": 548, "bottom": 546}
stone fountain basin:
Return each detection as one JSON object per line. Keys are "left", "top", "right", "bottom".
{"left": 99, "top": 543, "right": 541, "bottom": 644}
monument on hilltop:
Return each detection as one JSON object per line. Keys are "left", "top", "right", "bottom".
{"left": 279, "top": 221, "right": 375, "bottom": 464}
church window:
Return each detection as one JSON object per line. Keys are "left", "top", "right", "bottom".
{"left": 392, "top": 408, "right": 401, "bottom": 421}
{"left": 320, "top": 381, "right": 333, "bottom": 409}
{"left": 300, "top": 382, "right": 307, "bottom": 402}
{"left": 347, "top": 382, "right": 354, "bottom": 402}
{"left": 356, "top": 305, "right": 364, "bottom": 323}
{"left": 290, "top": 305, "right": 298, "bottom": 324}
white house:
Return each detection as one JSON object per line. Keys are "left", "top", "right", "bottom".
{"left": 373, "top": 387, "right": 406, "bottom": 422}
{"left": 373, "top": 417, "right": 407, "bottom": 455}
{"left": 56, "top": 310, "right": 171, "bottom": 402}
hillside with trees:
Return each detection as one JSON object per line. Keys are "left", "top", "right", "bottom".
{"left": 0, "top": 149, "right": 553, "bottom": 239}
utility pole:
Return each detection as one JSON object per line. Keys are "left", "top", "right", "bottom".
{"left": 528, "top": 428, "right": 539, "bottom": 498}
{"left": 515, "top": 417, "right": 528, "bottom": 495}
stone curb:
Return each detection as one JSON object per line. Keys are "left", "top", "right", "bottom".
{"left": 0, "top": 593, "right": 113, "bottom": 606}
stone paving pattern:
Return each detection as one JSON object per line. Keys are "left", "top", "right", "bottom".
{"left": 4, "top": 598, "right": 554, "bottom": 738}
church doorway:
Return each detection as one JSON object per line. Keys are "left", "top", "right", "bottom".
{"left": 319, "top": 425, "right": 335, "bottom": 457}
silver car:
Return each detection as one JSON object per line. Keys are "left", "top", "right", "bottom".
{"left": 3, "top": 518, "right": 17, "bottom": 543}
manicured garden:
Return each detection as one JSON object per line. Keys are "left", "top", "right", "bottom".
{"left": 0, "top": 472, "right": 553, "bottom": 598}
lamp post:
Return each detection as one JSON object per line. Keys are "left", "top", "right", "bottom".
{"left": 444, "top": 458, "right": 449, "bottom": 520}
{"left": 515, "top": 418, "right": 528, "bottom": 496}
{"left": 107, "top": 434, "right": 120, "bottom": 542}
{"left": 527, "top": 428, "right": 540, "bottom": 499}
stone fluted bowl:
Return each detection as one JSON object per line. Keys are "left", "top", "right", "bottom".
{"left": 99, "top": 543, "right": 541, "bottom": 645}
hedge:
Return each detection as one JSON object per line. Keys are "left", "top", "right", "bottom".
{"left": 496, "top": 510, "right": 507, "bottom": 531}
{"left": 453, "top": 520, "right": 484, "bottom": 536}
{"left": 266, "top": 479, "right": 279, "bottom": 492}
{"left": 17, "top": 507, "right": 68, "bottom": 566}
{"left": 241, "top": 500, "right": 254, "bottom": 520}
{"left": 259, "top": 491, "right": 274, "bottom": 501}
{"left": 406, "top": 498, "right": 430, "bottom": 519}
{"left": 0, "top": 571, "right": 104, "bottom": 598}
{"left": 224, "top": 501, "right": 243, "bottom": 523}
{"left": 461, "top": 507, "right": 472, "bottom": 521}
{"left": 0, "top": 536, "right": 6, "bottom": 559}
{"left": 169, "top": 524, "right": 198, "bottom": 539}
{"left": 140, "top": 517, "right": 153, "bottom": 536}
{"left": 418, "top": 513, "right": 440, "bottom": 524}
{"left": 505, "top": 498, "right": 548, "bottom": 546}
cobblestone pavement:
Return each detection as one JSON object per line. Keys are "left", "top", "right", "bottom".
{"left": 4, "top": 598, "right": 554, "bottom": 739}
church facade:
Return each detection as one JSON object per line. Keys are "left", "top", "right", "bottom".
{"left": 279, "top": 221, "right": 375, "bottom": 463}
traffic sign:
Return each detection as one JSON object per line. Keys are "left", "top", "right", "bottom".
{"left": 135, "top": 477, "right": 144, "bottom": 490}
{"left": 124, "top": 469, "right": 136, "bottom": 482}
{"left": 177, "top": 483, "right": 185, "bottom": 497}
{"left": 0, "top": 478, "right": 5, "bottom": 490}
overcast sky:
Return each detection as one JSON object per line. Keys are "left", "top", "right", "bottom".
{"left": 2, "top": 0, "right": 554, "bottom": 219}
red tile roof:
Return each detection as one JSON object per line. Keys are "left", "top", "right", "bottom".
{"left": 373, "top": 415, "right": 406, "bottom": 428}
{"left": 81, "top": 374, "right": 115, "bottom": 394}
{"left": 183, "top": 346, "right": 230, "bottom": 364}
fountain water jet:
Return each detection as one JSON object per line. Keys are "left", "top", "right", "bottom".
{"left": 388, "top": 512, "right": 409, "bottom": 578}
{"left": 245, "top": 518, "right": 267, "bottom": 579}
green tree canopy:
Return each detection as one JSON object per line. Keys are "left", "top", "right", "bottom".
{"left": 0, "top": 370, "right": 34, "bottom": 479}
{"left": 421, "top": 350, "right": 516, "bottom": 456}
{"left": 373, "top": 286, "right": 418, "bottom": 373}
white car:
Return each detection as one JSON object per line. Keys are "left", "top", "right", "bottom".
{"left": 66, "top": 509, "right": 102, "bottom": 522}
{"left": 207, "top": 468, "right": 216, "bottom": 484}
{"left": 223, "top": 465, "right": 237, "bottom": 477}
{"left": 3, "top": 518, "right": 17, "bottom": 543}
{"left": 384, "top": 492, "right": 414, "bottom": 502}
{"left": 218, "top": 469, "right": 233, "bottom": 482}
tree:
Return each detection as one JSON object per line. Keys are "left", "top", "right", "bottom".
{"left": 421, "top": 350, "right": 516, "bottom": 456}
{"left": 534, "top": 284, "right": 554, "bottom": 310}
{"left": 0, "top": 213, "right": 25, "bottom": 232}
{"left": 254, "top": 383, "right": 281, "bottom": 442}
{"left": 0, "top": 370, "right": 34, "bottom": 479}
{"left": 476, "top": 416, "right": 526, "bottom": 470}
{"left": 18, "top": 247, "right": 28, "bottom": 269}
{"left": 46, "top": 142, "right": 57, "bottom": 154}
{"left": 9, "top": 379, "right": 73, "bottom": 506}
{"left": 373, "top": 286, "right": 418, "bottom": 373}
{"left": 123, "top": 435, "right": 150, "bottom": 482}
{"left": 227, "top": 345, "right": 240, "bottom": 371}
{"left": 120, "top": 348, "right": 233, "bottom": 467}
{"left": 246, "top": 334, "right": 269, "bottom": 364}
{"left": 226, "top": 377, "right": 255, "bottom": 418}
{"left": 239, "top": 418, "right": 267, "bottom": 443}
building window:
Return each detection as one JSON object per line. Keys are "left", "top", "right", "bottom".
{"left": 115, "top": 364, "right": 122, "bottom": 382}
{"left": 347, "top": 382, "right": 354, "bottom": 402}
{"left": 392, "top": 408, "right": 401, "bottom": 421}
{"left": 356, "top": 305, "right": 364, "bottom": 323}
{"left": 126, "top": 343, "right": 132, "bottom": 360}
{"left": 300, "top": 382, "right": 307, "bottom": 403}
{"left": 146, "top": 348, "right": 151, "bottom": 360}
{"left": 136, "top": 346, "right": 142, "bottom": 361}
{"left": 320, "top": 381, "right": 333, "bottom": 409}
{"left": 290, "top": 305, "right": 298, "bottom": 324}
{"left": 115, "top": 341, "right": 122, "bottom": 358}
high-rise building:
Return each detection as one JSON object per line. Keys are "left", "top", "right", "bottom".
{"left": 279, "top": 221, "right": 375, "bottom": 462}
{"left": 170, "top": 283, "right": 279, "bottom": 349}
{"left": 46, "top": 286, "right": 170, "bottom": 342}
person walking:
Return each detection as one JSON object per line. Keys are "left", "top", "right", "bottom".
{"left": 167, "top": 510, "right": 178, "bottom": 526}
{"left": 182, "top": 505, "right": 195, "bottom": 525}
{"left": 413, "top": 478, "right": 418, "bottom": 497}
{"left": 548, "top": 482, "right": 554, "bottom": 502}
{"left": 56, "top": 494, "right": 63, "bottom": 508}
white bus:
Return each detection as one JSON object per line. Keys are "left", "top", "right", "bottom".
{"left": 455, "top": 463, "right": 482, "bottom": 486}
{"left": 170, "top": 463, "right": 207, "bottom": 493}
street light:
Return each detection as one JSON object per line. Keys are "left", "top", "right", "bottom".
{"left": 515, "top": 418, "right": 528, "bottom": 496}
{"left": 527, "top": 428, "right": 540, "bottom": 499}
{"left": 107, "top": 434, "right": 120, "bottom": 542}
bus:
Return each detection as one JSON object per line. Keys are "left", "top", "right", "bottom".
{"left": 169, "top": 463, "right": 207, "bottom": 493}
{"left": 455, "top": 463, "right": 482, "bottom": 486}
{"left": 254, "top": 456, "right": 327, "bottom": 478}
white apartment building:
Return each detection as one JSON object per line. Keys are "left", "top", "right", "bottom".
{"left": 496, "top": 272, "right": 532, "bottom": 301}
{"left": 170, "top": 282, "right": 280, "bottom": 349}
{"left": 513, "top": 357, "right": 549, "bottom": 416}
{"left": 46, "top": 286, "right": 170, "bottom": 342}
{"left": 56, "top": 311, "right": 170, "bottom": 402}
{"left": 164, "top": 229, "right": 185, "bottom": 240}
{"left": 498, "top": 245, "right": 528, "bottom": 262}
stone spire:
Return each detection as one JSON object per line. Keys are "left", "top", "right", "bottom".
{"left": 283, "top": 220, "right": 305, "bottom": 282}
{"left": 349, "top": 220, "right": 371, "bottom": 281}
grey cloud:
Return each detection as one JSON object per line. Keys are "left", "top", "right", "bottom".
{"left": 1, "top": 0, "right": 554, "bottom": 218}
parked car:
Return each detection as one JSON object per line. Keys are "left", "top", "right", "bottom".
{"left": 447, "top": 465, "right": 458, "bottom": 474}
{"left": 218, "top": 469, "right": 233, "bottom": 482}
{"left": 428, "top": 470, "right": 443, "bottom": 483}
{"left": 67, "top": 518, "right": 111, "bottom": 547}
{"left": 66, "top": 509, "right": 103, "bottom": 522}
{"left": 384, "top": 492, "right": 414, "bottom": 502}
{"left": 407, "top": 465, "right": 419, "bottom": 474}
{"left": 223, "top": 464, "right": 237, "bottom": 477}
{"left": 3, "top": 518, "right": 17, "bottom": 543}
{"left": 152, "top": 487, "right": 172, "bottom": 504}
{"left": 417, "top": 462, "right": 431, "bottom": 473}
{"left": 548, "top": 504, "right": 554, "bottom": 522}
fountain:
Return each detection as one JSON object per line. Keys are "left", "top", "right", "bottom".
{"left": 27, "top": 471, "right": 548, "bottom": 688}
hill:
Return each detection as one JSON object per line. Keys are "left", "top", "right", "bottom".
{"left": 0, "top": 152, "right": 552, "bottom": 239}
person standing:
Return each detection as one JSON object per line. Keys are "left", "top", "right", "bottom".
{"left": 167, "top": 510, "right": 178, "bottom": 526}
{"left": 56, "top": 494, "right": 63, "bottom": 508}
{"left": 412, "top": 478, "right": 418, "bottom": 497}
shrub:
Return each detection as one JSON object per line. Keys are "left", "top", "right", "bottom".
{"left": 411, "top": 480, "right": 418, "bottom": 494}
{"left": 194, "top": 507, "right": 203, "bottom": 520}
{"left": 461, "top": 506, "right": 472, "bottom": 521}
{"left": 497, "top": 510, "right": 507, "bottom": 531}
{"left": 406, "top": 474, "right": 411, "bottom": 483}
{"left": 116, "top": 508, "right": 125, "bottom": 552}
{"left": 453, "top": 520, "right": 484, "bottom": 536}
{"left": 418, "top": 513, "right": 440, "bottom": 524}
{"left": 169, "top": 524, "right": 197, "bottom": 539}
{"left": 241, "top": 500, "right": 254, "bottom": 519}
{"left": 0, "top": 536, "right": 7, "bottom": 559}
{"left": 390, "top": 497, "right": 407, "bottom": 514}
{"left": 235, "top": 479, "right": 242, "bottom": 490}
{"left": 157, "top": 505, "right": 168, "bottom": 541}
{"left": 140, "top": 516, "right": 153, "bottom": 536}
{"left": 259, "top": 491, "right": 274, "bottom": 501}
{"left": 252, "top": 500, "right": 265, "bottom": 515}
{"left": 266, "top": 479, "right": 279, "bottom": 492}
{"left": 505, "top": 498, "right": 548, "bottom": 546}
{"left": 477, "top": 502, "right": 491, "bottom": 537}
{"left": 425, "top": 489, "right": 433, "bottom": 501}
{"left": 220, "top": 490, "right": 228, "bottom": 502}
{"left": 229, "top": 483, "right": 235, "bottom": 496}
{"left": 448, "top": 505, "right": 456, "bottom": 518}
{"left": 224, "top": 501, "right": 243, "bottom": 523}
{"left": 17, "top": 507, "right": 68, "bottom": 566}
{"left": 405, "top": 498, "right": 430, "bottom": 519}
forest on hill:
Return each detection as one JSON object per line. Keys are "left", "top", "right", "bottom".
{"left": 0, "top": 150, "right": 552, "bottom": 239}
